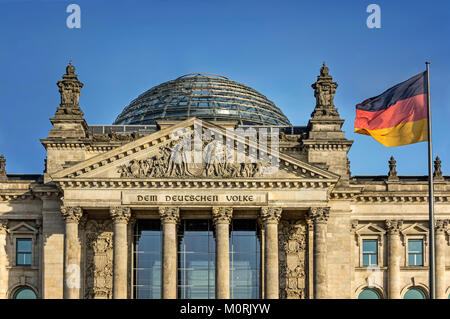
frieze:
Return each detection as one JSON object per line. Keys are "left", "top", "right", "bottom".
{"left": 122, "top": 191, "right": 267, "bottom": 206}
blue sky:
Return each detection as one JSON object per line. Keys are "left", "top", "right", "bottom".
{"left": 0, "top": 0, "right": 449, "bottom": 176}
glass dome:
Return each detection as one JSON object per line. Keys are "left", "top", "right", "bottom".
{"left": 113, "top": 73, "right": 291, "bottom": 126}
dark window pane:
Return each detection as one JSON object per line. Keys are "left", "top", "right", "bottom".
{"left": 134, "top": 219, "right": 162, "bottom": 299}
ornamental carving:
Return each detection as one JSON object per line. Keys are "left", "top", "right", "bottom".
{"left": 311, "top": 62, "right": 339, "bottom": 118}
{"left": 61, "top": 206, "right": 83, "bottom": 223}
{"left": 212, "top": 207, "right": 233, "bottom": 225}
{"left": 307, "top": 207, "right": 330, "bottom": 224}
{"left": 434, "top": 156, "right": 443, "bottom": 179}
{"left": 88, "top": 131, "right": 144, "bottom": 143}
{"left": 260, "top": 207, "right": 282, "bottom": 224}
{"left": 385, "top": 219, "right": 403, "bottom": 235}
{"left": 56, "top": 62, "right": 83, "bottom": 111}
{"left": 159, "top": 207, "right": 180, "bottom": 224}
{"left": 110, "top": 207, "right": 131, "bottom": 223}
{"left": 84, "top": 219, "right": 113, "bottom": 299}
{"left": 435, "top": 220, "right": 449, "bottom": 233}
{"left": 117, "top": 139, "right": 271, "bottom": 179}
{"left": 279, "top": 219, "right": 307, "bottom": 299}
{"left": 0, "top": 220, "right": 7, "bottom": 234}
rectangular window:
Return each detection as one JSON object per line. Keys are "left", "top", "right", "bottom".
{"left": 229, "top": 219, "right": 261, "bottom": 299}
{"left": 408, "top": 239, "right": 423, "bottom": 266}
{"left": 16, "top": 238, "right": 32, "bottom": 266}
{"left": 134, "top": 219, "right": 162, "bottom": 299}
{"left": 178, "top": 220, "right": 216, "bottom": 299}
{"left": 362, "top": 239, "right": 378, "bottom": 266}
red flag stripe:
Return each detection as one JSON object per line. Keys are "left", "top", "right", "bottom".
{"left": 355, "top": 93, "right": 427, "bottom": 131}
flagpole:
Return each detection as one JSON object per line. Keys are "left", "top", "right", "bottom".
{"left": 426, "top": 61, "right": 436, "bottom": 299}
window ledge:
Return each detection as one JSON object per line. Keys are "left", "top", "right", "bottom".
{"left": 7, "top": 266, "right": 39, "bottom": 270}
{"left": 400, "top": 266, "right": 428, "bottom": 270}
{"left": 355, "top": 266, "right": 387, "bottom": 271}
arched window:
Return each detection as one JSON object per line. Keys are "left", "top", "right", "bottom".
{"left": 403, "top": 288, "right": 426, "bottom": 299}
{"left": 13, "top": 287, "right": 37, "bottom": 299}
{"left": 358, "top": 288, "right": 381, "bottom": 299}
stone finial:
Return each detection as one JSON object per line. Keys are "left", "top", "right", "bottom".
{"left": 110, "top": 206, "right": 131, "bottom": 224}
{"left": 56, "top": 61, "right": 84, "bottom": 112}
{"left": 212, "top": 207, "right": 233, "bottom": 225}
{"left": 159, "top": 207, "right": 180, "bottom": 224}
{"left": 434, "top": 156, "right": 443, "bottom": 180}
{"left": 46, "top": 62, "right": 88, "bottom": 139}
{"left": 320, "top": 61, "right": 329, "bottom": 76}
{"left": 388, "top": 156, "right": 399, "bottom": 181}
{"left": 61, "top": 206, "right": 83, "bottom": 223}
{"left": 66, "top": 61, "right": 75, "bottom": 75}
{"left": 260, "top": 207, "right": 282, "bottom": 224}
{"left": 307, "top": 207, "right": 330, "bottom": 224}
{"left": 385, "top": 219, "right": 403, "bottom": 235}
{"left": 0, "top": 155, "right": 6, "bottom": 180}
{"left": 311, "top": 62, "right": 339, "bottom": 118}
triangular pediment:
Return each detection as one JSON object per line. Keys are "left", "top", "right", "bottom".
{"left": 9, "top": 222, "right": 38, "bottom": 234}
{"left": 50, "top": 118, "right": 339, "bottom": 183}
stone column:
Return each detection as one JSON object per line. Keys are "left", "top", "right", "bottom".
{"left": 61, "top": 206, "right": 83, "bottom": 299}
{"left": 110, "top": 206, "right": 131, "bottom": 299}
{"left": 159, "top": 207, "right": 180, "bottom": 299}
{"left": 386, "top": 219, "right": 403, "bottom": 299}
{"left": 435, "top": 220, "right": 448, "bottom": 299}
{"left": 260, "top": 207, "right": 282, "bottom": 299}
{"left": 212, "top": 207, "right": 233, "bottom": 299}
{"left": 308, "top": 207, "right": 330, "bottom": 299}
{"left": 0, "top": 220, "right": 8, "bottom": 299}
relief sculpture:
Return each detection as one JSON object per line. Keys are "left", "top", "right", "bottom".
{"left": 84, "top": 219, "right": 113, "bottom": 299}
{"left": 278, "top": 219, "right": 307, "bottom": 299}
{"left": 117, "top": 138, "right": 271, "bottom": 178}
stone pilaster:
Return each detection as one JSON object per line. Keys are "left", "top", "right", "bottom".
{"left": 308, "top": 207, "right": 330, "bottom": 299}
{"left": 0, "top": 220, "right": 8, "bottom": 298}
{"left": 110, "top": 206, "right": 131, "bottom": 299}
{"left": 212, "top": 207, "right": 233, "bottom": 299}
{"left": 435, "top": 220, "right": 448, "bottom": 299}
{"left": 61, "top": 206, "right": 83, "bottom": 299}
{"left": 260, "top": 207, "right": 282, "bottom": 299}
{"left": 159, "top": 207, "right": 180, "bottom": 299}
{"left": 385, "top": 219, "right": 403, "bottom": 299}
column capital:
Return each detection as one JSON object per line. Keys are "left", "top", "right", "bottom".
{"left": 212, "top": 207, "right": 233, "bottom": 225}
{"left": 159, "top": 207, "right": 180, "bottom": 224}
{"left": 110, "top": 206, "right": 131, "bottom": 224}
{"left": 307, "top": 207, "right": 330, "bottom": 224}
{"left": 435, "top": 219, "right": 449, "bottom": 233}
{"left": 385, "top": 219, "right": 403, "bottom": 235}
{"left": 260, "top": 207, "right": 282, "bottom": 225}
{"left": 61, "top": 206, "right": 83, "bottom": 223}
{"left": 0, "top": 220, "right": 7, "bottom": 234}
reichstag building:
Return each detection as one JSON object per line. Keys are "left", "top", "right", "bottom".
{"left": 0, "top": 63, "right": 449, "bottom": 299}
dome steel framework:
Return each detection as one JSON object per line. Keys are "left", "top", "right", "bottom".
{"left": 113, "top": 73, "right": 291, "bottom": 126}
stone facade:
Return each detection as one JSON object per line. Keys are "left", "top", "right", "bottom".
{"left": 0, "top": 63, "right": 449, "bottom": 299}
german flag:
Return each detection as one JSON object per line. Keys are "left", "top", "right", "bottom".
{"left": 355, "top": 72, "right": 428, "bottom": 147}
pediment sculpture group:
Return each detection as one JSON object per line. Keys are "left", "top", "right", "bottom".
{"left": 117, "top": 139, "right": 273, "bottom": 178}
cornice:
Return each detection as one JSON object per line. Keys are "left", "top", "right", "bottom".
{"left": 355, "top": 192, "right": 450, "bottom": 203}
{"left": 55, "top": 178, "right": 336, "bottom": 190}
